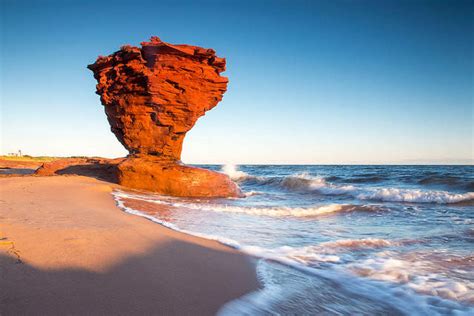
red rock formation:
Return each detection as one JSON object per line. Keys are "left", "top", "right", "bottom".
{"left": 35, "top": 157, "right": 123, "bottom": 183}
{"left": 87, "top": 37, "right": 241, "bottom": 197}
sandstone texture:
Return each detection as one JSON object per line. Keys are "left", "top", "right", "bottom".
{"left": 87, "top": 37, "right": 241, "bottom": 197}
{"left": 118, "top": 157, "right": 240, "bottom": 197}
{"left": 34, "top": 158, "right": 123, "bottom": 183}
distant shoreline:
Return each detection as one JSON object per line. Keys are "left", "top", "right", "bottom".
{"left": 1, "top": 155, "right": 473, "bottom": 168}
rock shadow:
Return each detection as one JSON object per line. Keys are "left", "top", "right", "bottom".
{"left": 56, "top": 163, "right": 119, "bottom": 184}
{"left": 0, "top": 238, "right": 259, "bottom": 315}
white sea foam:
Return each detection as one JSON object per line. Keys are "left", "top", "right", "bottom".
{"left": 280, "top": 172, "right": 356, "bottom": 195}
{"left": 221, "top": 164, "right": 251, "bottom": 181}
{"left": 348, "top": 252, "right": 474, "bottom": 304}
{"left": 230, "top": 170, "right": 474, "bottom": 204}
{"left": 220, "top": 244, "right": 474, "bottom": 315}
{"left": 114, "top": 190, "right": 367, "bottom": 218}
{"left": 181, "top": 203, "right": 357, "bottom": 218}
{"left": 241, "top": 245, "right": 341, "bottom": 265}
{"left": 114, "top": 190, "right": 346, "bottom": 261}
{"left": 249, "top": 239, "right": 394, "bottom": 266}
{"left": 113, "top": 192, "right": 242, "bottom": 249}
{"left": 298, "top": 174, "right": 474, "bottom": 204}
{"left": 319, "top": 238, "right": 394, "bottom": 249}
{"left": 356, "top": 188, "right": 474, "bottom": 204}
{"left": 243, "top": 190, "right": 263, "bottom": 197}
{"left": 113, "top": 191, "right": 474, "bottom": 315}
{"left": 220, "top": 253, "right": 474, "bottom": 316}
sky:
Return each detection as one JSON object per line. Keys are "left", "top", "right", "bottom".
{"left": 1, "top": 0, "right": 473, "bottom": 164}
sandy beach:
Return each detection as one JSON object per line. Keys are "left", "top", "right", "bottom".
{"left": 0, "top": 175, "right": 259, "bottom": 315}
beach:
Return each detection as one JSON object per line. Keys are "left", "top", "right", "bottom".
{"left": 116, "top": 164, "right": 473, "bottom": 314}
{"left": 2, "top": 0, "right": 472, "bottom": 314}
{"left": 0, "top": 175, "right": 259, "bottom": 315}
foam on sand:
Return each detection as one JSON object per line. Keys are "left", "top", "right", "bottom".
{"left": 348, "top": 251, "right": 474, "bottom": 304}
{"left": 113, "top": 190, "right": 474, "bottom": 315}
{"left": 319, "top": 238, "right": 394, "bottom": 249}
{"left": 113, "top": 190, "right": 380, "bottom": 218}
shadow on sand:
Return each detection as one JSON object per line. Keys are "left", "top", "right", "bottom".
{"left": 0, "top": 238, "right": 259, "bottom": 315}
{"left": 56, "top": 164, "right": 119, "bottom": 184}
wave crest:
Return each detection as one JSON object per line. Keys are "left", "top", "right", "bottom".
{"left": 224, "top": 168, "right": 474, "bottom": 204}
{"left": 356, "top": 188, "right": 474, "bottom": 204}
{"left": 201, "top": 204, "right": 358, "bottom": 218}
{"left": 221, "top": 164, "right": 251, "bottom": 181}
{"left": 280, "top": 174, "right": 474, "bottom": 204}
{"left": 245, "top": 172, "right": 356, "bottom": 195}
{"left": 113, "top": 190, "right": 381, "bottom": 218}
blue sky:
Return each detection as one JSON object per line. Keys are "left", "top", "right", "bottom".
{"left": 1, "top": 0, "right": 472, "bottom": 164}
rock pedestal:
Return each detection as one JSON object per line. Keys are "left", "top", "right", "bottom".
{"left": 87, "top": 37, "right": 241, "bottom": 197}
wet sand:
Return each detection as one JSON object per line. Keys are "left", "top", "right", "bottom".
{"left": 0, "top": 176, "right": 259, "bottom": 315}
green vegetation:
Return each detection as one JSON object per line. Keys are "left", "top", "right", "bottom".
{"left": 0, "top": 155, "right": 60, "bottom": 162}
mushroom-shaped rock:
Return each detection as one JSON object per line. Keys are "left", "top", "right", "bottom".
{"left": 88, "top": 37, "right": 241, "bottom": 197}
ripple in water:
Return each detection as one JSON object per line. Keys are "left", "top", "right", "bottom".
{"left": 114, "top": 164, "right": 474, "bottom": 315}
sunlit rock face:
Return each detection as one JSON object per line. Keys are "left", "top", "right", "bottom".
{"left": 88, "top": 36, "right": 241, "bottom": 197}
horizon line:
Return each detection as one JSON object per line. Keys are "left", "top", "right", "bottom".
{"left": 1, "top": 154, "right": 472, "bottom": 166}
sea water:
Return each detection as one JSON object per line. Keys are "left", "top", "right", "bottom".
{"left": 113, "top": 165, "right": 473, "bottom": 315}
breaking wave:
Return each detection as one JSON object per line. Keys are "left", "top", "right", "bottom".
{"left": 221, "top": 164, "right": 250, "bottom": 181}
{"left": 113, "top": 189, "right": 474, "bottom": 314}
{"left": 356, "top": 188, "right": 474, "bottom": 204}
{"left": 113, "top": 190, "right": 380, "bottom": 218}
{"left": 201, "top": 204, "right": 353, "bottom": 218}
{"left": 112, "top": 164, "right": 474, "bottom": 315}
{"left": 221, "top": 165, "right": 474, "bottom": 204}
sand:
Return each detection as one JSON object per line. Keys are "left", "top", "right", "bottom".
{"left": 0, "top": 175, "right": 259, "bottom": 315}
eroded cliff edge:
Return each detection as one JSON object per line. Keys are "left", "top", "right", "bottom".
{"left": 86, "top": 36, "right": 241, "bottom": 197}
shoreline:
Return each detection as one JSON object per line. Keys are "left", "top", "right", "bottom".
{"left": 0, "top": 175, "right": 259, "bottom": 315}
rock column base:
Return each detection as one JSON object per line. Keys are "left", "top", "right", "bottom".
{"left": 117, "top": 157, "right": 242, "bottom": 198}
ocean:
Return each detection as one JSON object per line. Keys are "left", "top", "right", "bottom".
{"left": 113, "top": 165, "right": 473, "bottom": 315}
